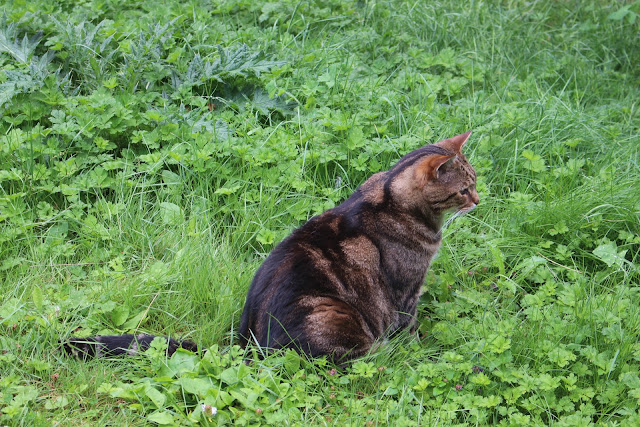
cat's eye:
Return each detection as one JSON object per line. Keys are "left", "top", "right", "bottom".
{"left": 460, "top": 188, "right": 470, "bottom": 196}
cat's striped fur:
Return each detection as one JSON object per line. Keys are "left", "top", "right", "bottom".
{"left": 64, "top": 131, "right": 478, "bottom": 362}
{"left": 238, "top": 131, "right": 478, "bottom": 361}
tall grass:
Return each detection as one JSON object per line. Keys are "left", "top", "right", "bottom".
{"left": 1, "top": 0, "right": 638, "bottom": 425}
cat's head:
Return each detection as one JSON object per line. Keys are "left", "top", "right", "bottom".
{"left": 389, "top": 131, "right": 479, "bottom": 218}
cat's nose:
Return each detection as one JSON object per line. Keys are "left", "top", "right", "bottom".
{"left": 470, "top": 188, "right": 479, "bottom": 205}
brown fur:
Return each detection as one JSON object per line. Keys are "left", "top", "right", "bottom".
{"left": 239, "top": 131, "right": 479, "bottom": 362}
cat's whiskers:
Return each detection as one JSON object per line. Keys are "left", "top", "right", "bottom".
{"left": 442, "top": 210, "right": 463, "bottom": 231}
{"left": 442, "top": 204, "right": 476, "bottom": 231}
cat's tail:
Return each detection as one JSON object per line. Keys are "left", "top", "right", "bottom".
{"left": 62, "top": 334, "right": 198, "bottom": 359}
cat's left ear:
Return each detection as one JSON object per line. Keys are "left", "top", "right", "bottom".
{"left": 415, "top": 153, "right": 456, "bottom": 182}
{"left": 436, "top": 130, "right": 472, "bottom": 154}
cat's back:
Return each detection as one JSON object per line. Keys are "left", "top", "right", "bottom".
{"left": 254, "top": 170, "right": 389, "bottom": 282}
{"left": 238, "top": 174, "right": 388, "bottom": 346}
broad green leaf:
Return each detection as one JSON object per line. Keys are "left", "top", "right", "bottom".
{"left": 0, "top": 298, "right": 24, "bottom": 325}
{"left": 593, "top": 243, "right": 628, "bottom": 267}
{"left": 478, "top": 395, "right": 502, "bottom": 407}
{"left": 214, "top": 185, "right": 241, "bottom": 195}
{"left": 162, "top": 170, "right": 181, "bottom": 185}
{"left": 608, "top": 6, "right": 631, "bottom": 21}
{"left": 521, "top": 150, "right": 546, "bottom": 172}
{"left": 167, "top": 350, "right": 199, "bottom": 376}
{"left": 486, "top": 334, "right": 511, "bottom": 354}
{"left": 346, "top": 126, "right": 365, "bottom": 150}
{"left": 536, "top": 373, "right": 561, "bottom": 391}
{"left": 31, "top": 286, "right": 43, "bottom": 311}
{"left": 11, "top": 386, "right": 39, "bottom": 405}
{"left": 179, "top": 377, "right": 212, "bottom": 398}
{"left": 0, "top": 256, "right": 25, "bottom": 271}
{"left": 147, "top": 410, "right": 174, "bottom": 425}
{"left": 105, "top": 384, "right": 137, "bottom": 400}
{"left": 256, "top": 228, "right": 275, "bottom": 245}
{"left": 488, "top": 242, "right": 505, "bottom": 276}
{"left": 111, "top": 306, "right": 130, "bottom": 327}
{"left": 548, "top": 345, "right": 577, "bottom": 368}
{"left": 121, "top": 310, "right": 146, "bottom": 331}
{"left": 220, "top": 366, "right": 240, "bottom": 385}
{"left": 145, "top": 385, "right": 166, "bottom": 408}
{"left": 620, "top": 372, "right": 640, "bottom": 389}
{"left": 27, "top": 359, "right": 51, "bottom": 372}
{"left": 283, "top": 350, "right": 301, "bottom": 374}
{"left": 159, "top": 202, "right": 184, "bottom": 225}
{"left": 44, "top": 396, "right": 69, "bottom": 410}
{"left": 471, "top": 373, "right": 491, "bottom": 386}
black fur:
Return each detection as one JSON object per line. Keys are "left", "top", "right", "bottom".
{"left": 62, "top": 334, "right": 197, "bottom": 359}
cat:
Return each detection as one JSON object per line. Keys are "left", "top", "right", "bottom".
{"left": 64, "top": 131, "right": 478, "bottom": 362}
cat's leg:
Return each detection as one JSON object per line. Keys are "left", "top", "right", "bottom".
{"left": 300, "top": 297, "right": 376, "bottom": 362}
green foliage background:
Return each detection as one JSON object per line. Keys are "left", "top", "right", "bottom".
{"left": 1, "top": 0, "right": 639, "bottom": 425}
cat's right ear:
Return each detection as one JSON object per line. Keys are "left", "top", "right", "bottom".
{"left": 436, "top": 131, "right": 472, "bottom": 154}
{"left": 414, "top": 153, "right": 456, "bottom": 183}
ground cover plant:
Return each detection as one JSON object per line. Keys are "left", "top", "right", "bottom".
{"left": 1, "top": 0, "right": 639, "bottom": 425}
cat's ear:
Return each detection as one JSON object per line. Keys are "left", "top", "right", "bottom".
{"left": 436, "top": 130, "right": 472, "bottom": 154}
{"left": 414, "top": 153, "right": 456, "bottom": 182}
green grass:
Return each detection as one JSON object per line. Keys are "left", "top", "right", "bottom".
{"left": 1, "top": 0, "right": 639, "bottom": 425}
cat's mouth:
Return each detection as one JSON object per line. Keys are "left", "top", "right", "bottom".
{"left": 459, "top": 203, "right": 477, "bottom": 214}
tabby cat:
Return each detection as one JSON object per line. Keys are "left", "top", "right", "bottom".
{"left": 65, "top": 131, "right": 478, "bottom": 362}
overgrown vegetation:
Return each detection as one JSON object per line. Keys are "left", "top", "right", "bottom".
{"left": 1, "top": 0, "right": 639, "bottom": 425}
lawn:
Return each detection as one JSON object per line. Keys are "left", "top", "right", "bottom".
{"left": 1, "top": 0, "right": 639, "bottom": 425}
